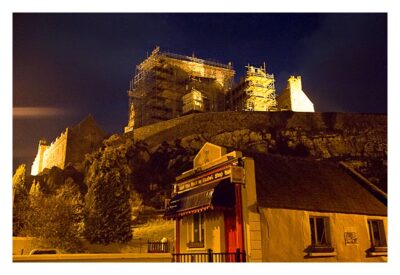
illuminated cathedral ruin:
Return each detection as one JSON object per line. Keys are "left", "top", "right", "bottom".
{"left": 125, "top": 46, "right": 315, "bottom": 132}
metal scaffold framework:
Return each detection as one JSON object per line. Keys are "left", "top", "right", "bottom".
{"left": 125, "top": 47, "right": 235, "bottom": 132}
{"left": 227, "top": 64, "right": 277, "bottom": 112}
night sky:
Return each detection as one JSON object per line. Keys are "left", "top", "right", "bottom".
{"left": 13, "top": 13, "right": 387, "bottom": 171}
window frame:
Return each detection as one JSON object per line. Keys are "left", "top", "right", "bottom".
{"left": 367, "top": 219, "right": 387, "bottom": 256}
{"left": 187, "top": 212, "right": 205, "bottom": 249}
{"left": 307, "top": 216, "right": 335, "bottom": 257}
{"left": 309, "top": 216, "right": 331, "bottom": 247}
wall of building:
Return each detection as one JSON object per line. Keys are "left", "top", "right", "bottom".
{"left": 13, "top": 237, "right": 36, "bottom": 255}
{"left": 30, "top": 116, "right": 106, "bottom": 175}
{"left": 276, "top": 90, "right": 291, "bottom": 110}
{"left": 277, "top": 76, "right": 314, "bottom": 112}
{"left": 164, "top": 56, "right": 234, "bottom": 89}
{"left": 227, "top": 66, "right": 277, "bottom": 112}
{"left": 13, "top": 237, "right": 171, "bottom": 255}
{"left": 259, "top": 208, "right": 387, "bottom": 262}
{"left": 290, "top": 89, "right": 314, "bottom": 112}
{"left": 14, "top": 253, "right": 172, "bottom": 262}
{"left": 31, "top": 130, "right": 69, "bottom": 175}
{"left": 126, "top": 50, "right": 235, "bottom": 131}
{"left": 178, "top": 210, "right": 225, "bottom": 253}
{"left": 31, "top": 142, "right": 49, "bottom": 175}
{"left": 42, "top": 130, "right": 68, "bottom": 170}
{"left": 241, "top": 157, "right": 263, "bottom": 262}
{"left": 65, "top": 118, "right": 107, "bottom": 168}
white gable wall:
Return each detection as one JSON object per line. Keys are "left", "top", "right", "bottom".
{"left": 277, "top": 76, "right": 315, "bottom": 112}
{"left": 260, "top": 207, "right": 387, "bottom": 262}
{"left": 290, "top": 88, "right": 315, "bottom": 112}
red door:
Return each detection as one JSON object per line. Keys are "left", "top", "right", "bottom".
{"left": 224, "top": 184, "right": 245, "bottom": 262}
{"left": 224, "top": 210, "right": 237, "bottom": 253}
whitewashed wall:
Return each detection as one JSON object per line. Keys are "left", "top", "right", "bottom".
{"left": 178, "top": 210, "right": 225, "bottom": 253}
{"left": 259, "top": 208, "right": 387, "bottom": 262}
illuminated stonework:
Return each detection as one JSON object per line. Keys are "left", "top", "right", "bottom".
{"left": 30, "top": 115, "right": 106, "bottom": 175}
{"left": 277, "top": 76, "right": 315, "bottom": 112}
{"left": 227, "top": 65, "right": 277, "bottom": 111}
{"left": 125, "top": 48, "right": 317, "bottom": 133}
{"left": 31, "top": 132, "right": 68, "bottom": 176}
{"left": 125, "top": 47, "right": 235, "bottom": 132}
{"left": 182, "top": 88, "right": 205, "bottom": 114}
{"left": 31, "top": 139, "right": 51, "bottom": 175}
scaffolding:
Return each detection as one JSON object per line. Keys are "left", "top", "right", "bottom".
{"left": 227, "top": 64, "right": 277, "bottom": 112}
{"left": 125, "top": 47, "right": 235, "bottom": 132}
{"left": 182, "top": 88, "right": 207, "bottom": 114}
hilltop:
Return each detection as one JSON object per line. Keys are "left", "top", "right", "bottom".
{"left": 128, "top": 111, "right": 387, "bottom": 192}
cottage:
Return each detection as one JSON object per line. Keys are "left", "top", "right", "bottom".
{"left": 165, "top": 143, "right": 387, "bottom": 262}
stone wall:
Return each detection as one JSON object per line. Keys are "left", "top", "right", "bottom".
{"left": 41, "top": 129, "right": 69, "bottom": 172}
{"left": 164, "top": 55, "right": 234, "bottom": 88}
{"left": 13, "top": 253, "right": 172, "bottom": 262}
{"left": 31, "top": 142, "right": 48, "bottom": 175}
{"left": 66, "top": 116, "right": 107, "bottom": 168}
{"left": 31, "top": 131, "right": 69, "bottom": 175}
{"left": 130, "top": 111, "right": 386, "bottom": 191}
{"left": 132, "top": 111, "right": 387, "bottom": 160}
{"left": 30, "top": 115, "right": 107, "bottom": 175}
{"left": 277, "top": 76, "right": 315, "bottom": 112}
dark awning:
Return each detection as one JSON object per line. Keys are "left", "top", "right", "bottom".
{"left": 165, "top": 180, "right": 235, "bottom": 218}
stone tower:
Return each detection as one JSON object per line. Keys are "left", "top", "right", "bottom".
{"left": 30, "top": 139, "right": 49, "bottom": 175}
{"left": 227, "top": 64, "right": 277, "bottom": 112}
{"left": 277, "top": 76, "right": 315, "bottom": 112}
{"left": 124, "top": 46, "right": 235, "bottom": 132}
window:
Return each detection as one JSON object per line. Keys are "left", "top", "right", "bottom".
{"left": 310, "top": 216, "right": 330, "bottom": 247}
{"left": 193, "top": 213, "right": 204, "bottom": 243}
{"left": 308, "top": 216, "right": 335, "bottom": 255}
{"left": 368, "top": 220, "right": 387, "bottom": 254}
{"left": 187, "top": 213, "right": 205, "bottom": 248}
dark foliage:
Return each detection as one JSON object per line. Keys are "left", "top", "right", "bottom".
{"left": 84, "top": 135, "right": 133, "bottom": 244}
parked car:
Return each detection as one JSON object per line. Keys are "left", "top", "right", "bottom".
{"left": 29, "top": 249, "right": 60, "bottom": 255}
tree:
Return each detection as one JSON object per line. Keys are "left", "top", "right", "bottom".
{"left": 24, "top": 180, "right": 85, "bottom": 252}
{"left": 13, "top": 164, "right": 28, "bottom": 236}
{"left": 45, "top": 166, "right": 65, "bottom": 193}
{"left": 84, "top": 135, "right": 133, "bottom": 244}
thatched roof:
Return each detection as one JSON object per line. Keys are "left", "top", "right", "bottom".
{"left": 252, "top": 154, "right": 387, "bottom": 216}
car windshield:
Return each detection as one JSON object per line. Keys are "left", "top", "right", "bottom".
{"left": 32, "top": 250, "right": 58, "bottom": 254}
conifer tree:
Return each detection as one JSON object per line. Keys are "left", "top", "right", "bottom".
{"left": 12, "top": 164, "right": 28, "bottom": 236}
{"left": 84, "top": 135, "right": 133, "bottom": 244}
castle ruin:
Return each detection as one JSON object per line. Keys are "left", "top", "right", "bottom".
{"left": 124, "top": 47, "right": 235, "bottom": 132}
{"left": 31, "top": 115, "right": 107, "bottom": 175}
{"left": 277, "top": 75, "right": 315, "bottom": 112}
{"left": 125, "top": 47, "right": 315, "bottom": 133}
{"left": 227, "top": 64, "right": 277, "bottom": 112}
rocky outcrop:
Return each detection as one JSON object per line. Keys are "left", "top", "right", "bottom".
{"left": 130, "top": 111, "right": 387, "bottom": 160}
{"left": 123, "top": 111, "right": 387, "bottom": 204}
